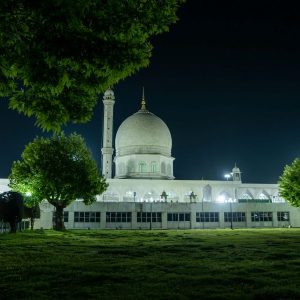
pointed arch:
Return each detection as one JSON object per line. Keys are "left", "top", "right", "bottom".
{"left": 203, "top": 185, "right": 212, "bottom": 202}
{"left": 258, "top": 190, "right": 271, "bottom": 200}
{"left": 240, "top": 190, "right": 253, "bottom": 200}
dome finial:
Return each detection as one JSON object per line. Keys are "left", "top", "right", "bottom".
{"left": 141, "top": 86, "right": 146, "bottom": 110}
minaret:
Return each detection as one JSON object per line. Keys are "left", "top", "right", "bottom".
{"left": 232, "top": 163, "right": 242, "bottom": 182}
{"left": 101, "top": 89, "right": 115, "bottom": 178}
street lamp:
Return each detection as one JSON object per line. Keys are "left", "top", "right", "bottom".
{"left": 229, "top": 199, "right": 233, "bottom": 230}
{"left": 202, "top": 197, "right": 204, "bottom": 229}
{"left": 224, "top": 174, "right": 231, "bottom": 181}
{"left": 150, "top": 201, "right": 153, "bottom": 230}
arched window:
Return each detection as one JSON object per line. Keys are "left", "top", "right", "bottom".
{"left": 258, "top": 192, "right": 270, "bottom": 200}
{"left": 139, "top": 162, "right": 147, "bottom": 173}
{"left": 203, "top": 185, "right": 212, "bottom": 202}
{"left": 151, "top": 162, "right": 157, "bottom": 173}
{"left": 240, "top": 193, "right": 252, "bottom": 200}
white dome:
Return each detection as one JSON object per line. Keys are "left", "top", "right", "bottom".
{"left": 104, "top": 89, "right": 114, "bottom": 97}
{"left": 115, "top": 109, "right": 172, "bottom": 157}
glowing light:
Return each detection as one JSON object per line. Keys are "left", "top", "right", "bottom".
{"left": 224, "top": 174, "right": 231, "bottom": 180}
{"left": 217, "top": 195, "right": 225, "bottom": 203}
{"left": 25, "top": 191, "right": 32, "bottom": 197}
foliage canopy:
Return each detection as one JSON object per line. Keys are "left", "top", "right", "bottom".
{"left": 0, "top": 191, "right": 40, "bottom": 232}
{"left": 0, "top": 191, "right": 23, "bottom": 232}
{"left": 278, "top": 158, "right": 300, "bottom": 207}
{"left": 9, "top": 133, "right": 107, "bottom": 230}
{"left": 0, "top": 0, "right": 184, "bottom": 131}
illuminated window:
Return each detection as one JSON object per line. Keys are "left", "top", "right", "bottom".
{"left": 251, "top": 212, "right": 272, "bottom": 222}
{"left": 137, "top": 212, "right": 162, "bottom": 222}
{"left": 106, "top": 212, "right": 132, "bottom": 223}
{"left": 74, "top": 212, "right": 100, "bottom": 222}
{"left": 196, "top": 212, "right": 219, "bottom": 222}
{"left": 167, "top": 213, "right": 190, "bottom": 222}
{"left": 277, "top": 212, "right": 290, "bottom": 221}
{"left": 224, "top": 212, "right": 246, "bottom": 222}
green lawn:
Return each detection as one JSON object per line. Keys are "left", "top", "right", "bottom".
{"left": 1, "top": 229, "right": 300, "bottom": 300}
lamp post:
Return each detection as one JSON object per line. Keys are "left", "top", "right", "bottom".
{"left": 224, "top": 174, "right": 231, "bottom": 181}
{"left": 224, "top": 173, "right": 234, "bottom": 229}
{"left": 202, "top": 197, "right": 204, "bottom": 229}
{"left": 133, "top": 191, "right": 136, "bottom": 203}
{"left": 229, "top": 199, "right": 233, "bottom": 230}
{"left": 150, "top": 201, "right": 152, "bottom": 230}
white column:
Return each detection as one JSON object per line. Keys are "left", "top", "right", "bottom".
{"left": 101, "top": 89, "right": 115, "bottom": 178}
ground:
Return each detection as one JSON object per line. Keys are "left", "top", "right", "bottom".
{"left": 0, "top": 229, "right": 300, "bottom": 300}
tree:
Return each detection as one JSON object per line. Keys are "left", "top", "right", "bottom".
{"left": 0, "top": 191, "right": 24, "bottom": 233}
{"left": 9, "top": 133, "right": 108, "bottom": 230}
{"left": 279, "top": 158, "right": 300, "bottom": 207}
{"left": 0, "top": 0, "right": 184, "bottom": 132}
{"left": 23, "top": 203, "right": 40, "bottom": 230}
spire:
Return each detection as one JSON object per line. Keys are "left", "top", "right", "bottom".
{"left": 140, "top": 86, "right": 147, "bottom": 110}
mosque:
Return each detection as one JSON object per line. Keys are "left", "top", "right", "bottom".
{"left": 1, "top": 89, "right": 300, "bottom": 229}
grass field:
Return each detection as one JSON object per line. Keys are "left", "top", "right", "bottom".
{"left": 1, "top": 229, "right": 300, "bottom": 300}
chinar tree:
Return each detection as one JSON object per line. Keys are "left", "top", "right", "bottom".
{"left": 0, "top": 0, "right": 184, "bottom": 132}
{"left": 9, "top": 133, "right": 108, "bottom": 230}
{"left": 279, "top": 158, "right": 300, "bottom": 207}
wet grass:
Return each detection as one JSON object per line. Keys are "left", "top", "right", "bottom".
{"left": 1, "top": 229, "right": 300, "bottom": 299}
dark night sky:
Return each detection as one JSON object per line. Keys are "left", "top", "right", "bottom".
{"left": 1, "top": 1, "right": 300, "bottom": 183}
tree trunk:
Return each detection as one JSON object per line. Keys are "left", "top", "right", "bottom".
{"left": 54, "top": 205, "right": 65, "bottom": 231}
{"left": 9, "top": 220, "right": 17, "bottom": 233}
{"left": 30, "top": 217, "right": 34, "bottom": 230}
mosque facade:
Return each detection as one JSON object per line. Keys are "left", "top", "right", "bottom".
{"left": 1, "top": 89, "right": 300, "bottom": 229}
